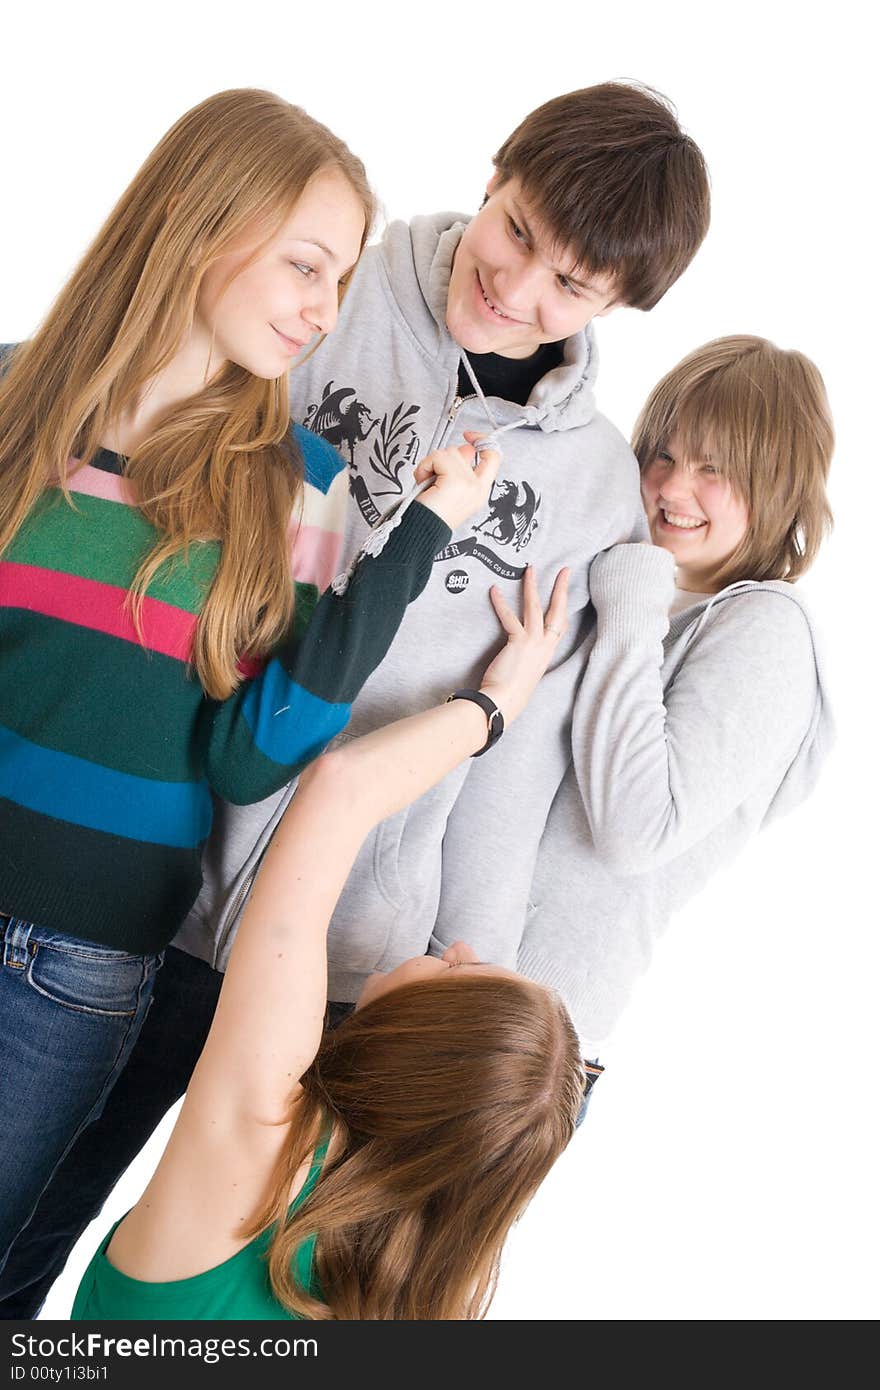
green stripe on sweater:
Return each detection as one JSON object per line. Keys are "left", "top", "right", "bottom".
{"left": 8, "top": 492, "right": 219, "bottom": 610}
{"left": 0, "top": 611, "right": 203, "bottom": 780}
{"left": 0, "top": 584, "right": 319, "bottom": 782}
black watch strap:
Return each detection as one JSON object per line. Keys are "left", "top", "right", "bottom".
{"left": 446, "top": 689, "right": 505, "bottom": 757}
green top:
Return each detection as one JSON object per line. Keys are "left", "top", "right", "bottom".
{"left": 71, "top": 1131, "right": 331, "bottom": 1321}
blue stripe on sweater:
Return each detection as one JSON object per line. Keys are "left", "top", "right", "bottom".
{"left": 241, "top": 659, "right": 350, "bottom": 766}
{"left": 0, "top": 723, "right": 212, "bottom": 849}
{"left": 292, "top": 424, "right": 345, "bottom": 496}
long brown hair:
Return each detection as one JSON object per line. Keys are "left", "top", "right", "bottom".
{"left": 249, "top": 974, "right": 585, "bottom": 1320}
{"left": 492, "top": 82, "right": 710, "bottom": 310}
{"left": 0, "top": 89, "right": 374, "bottom": 698}
{"left": 633, "top": 335, "right": 834, "bottom": 587}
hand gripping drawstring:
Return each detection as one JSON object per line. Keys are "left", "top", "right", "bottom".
{"left": 329, "top": 354, "right": 524, "bottom": 596}
{"left": 329, "top": 434, "right": 501, "bottom": 595}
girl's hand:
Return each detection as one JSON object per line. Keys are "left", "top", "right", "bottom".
{"left": 478, "top": 566, "right": 570, "bottom": 725}
{"left": 414, "top": 433, "right": 500, "bottom": 531}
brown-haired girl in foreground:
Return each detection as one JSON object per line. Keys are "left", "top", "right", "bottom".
{"left": 72, "top": 567, "right": 584, "bottom": 1321}
{"left": 514, "top": 335, "right": 834, "bottom": 1050}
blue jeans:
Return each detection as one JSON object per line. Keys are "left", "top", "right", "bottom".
{"left": 0, "top": 946, "right": 350, "bottom": 1319}
{"left": 0, "top": 915, "right": 161, "bottom": 1281}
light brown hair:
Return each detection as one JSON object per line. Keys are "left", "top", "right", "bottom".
{"left": 633, "top": 335, "right": 834, "bottom": 587}
{"left": 492, "top": 82, "right": 710, "bottom": 310}
{"left": 0, "top": 89, "right": 374, "bottom": 698}
{"left": 250, "top": 974, "right": 585, "bottom": 1320}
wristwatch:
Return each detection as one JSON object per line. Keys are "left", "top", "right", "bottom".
{"left": 445, "top": 689, "right": 505, "bottom": 757}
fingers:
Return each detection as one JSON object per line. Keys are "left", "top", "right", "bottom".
{"left": 490, "top": 566, "right": 570, "bottom": 647}
{"left": 542, "top": 568, "right": 570, "bottom": 640}
{"left": 463, "top": 430, "right": 490, "bottom": 452}
{"left": 490, "top": 566, "right": 570, "bottom": 637}
{"left": 415, "top": 437, "right": 493, "bottom": 491}
{"left": 498, "top": 566, "right": 569, "bottom": 640}
{"left": 413, "top": 457, "right": 434, "bottom": 483}
{"left": 472, "top": 446, "right": 500, "bottom": 488}
{"left": 415, "top": 443, "right": 477, "bottom": 482}
{"left": 521, "top": 564, "right": 542, "bottom": 633}
{"left": 478, "top": 567, "right": 570, "bottom": 729}
{"left": 489, "top": 584, "right": 523, "bottom": 636}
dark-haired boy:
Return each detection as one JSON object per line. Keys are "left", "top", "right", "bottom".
{"left": 0, "top": 82, "right": 710, "bottom": 1317}
{"left": 176, "top": 81, "right": 710, "bottom": 1006}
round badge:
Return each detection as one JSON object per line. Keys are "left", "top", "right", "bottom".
{"left": 445, "top": 569, "right": 470, "bottom": 594}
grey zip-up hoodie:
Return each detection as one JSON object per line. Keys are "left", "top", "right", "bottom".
{"left": 173, "top": 212, "right": 647, "bottom": 991}
{"left": 503, "top": 543, "right": 832, "bottom": 1048}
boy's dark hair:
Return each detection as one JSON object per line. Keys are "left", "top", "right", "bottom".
{"left": 492, "top": 82, "right": 710, "bottom": 310}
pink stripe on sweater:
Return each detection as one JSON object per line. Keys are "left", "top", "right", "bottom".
{"left": 64, "top": 462, "right": 136, "bottom": 505}
{"left": 288, "top": 522, "right": 343, "bottom": 591}
{"left": 60, "top": 464, "right": 341, "bottom": 585}
{"left": 236, "top": 654, "right": 265, "bottom": 680}
{"left": 0, "top": 561, "right": 196, "bottom": 662}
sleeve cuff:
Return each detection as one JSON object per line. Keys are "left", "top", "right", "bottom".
{"left": 589, "top": 543, "right": 676, "bottom": 646}
{"left": 376, "top": 500, "right": 452, "bottom": 570}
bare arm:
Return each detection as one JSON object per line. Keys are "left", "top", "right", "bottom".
{"left": 107, "top": 566, "right": 568, "bottom": 1279}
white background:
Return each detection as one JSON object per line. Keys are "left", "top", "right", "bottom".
{"left": 3, "top": 0, "right": 875, "bottom": 1321}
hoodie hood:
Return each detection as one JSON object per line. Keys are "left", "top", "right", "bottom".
{"left": 389, "top": 213, "right": 601, "bottom": 434}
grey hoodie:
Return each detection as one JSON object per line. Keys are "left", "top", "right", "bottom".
{"left": 173, "top": 212, "right": 647, "bottom": 992}
{"left": 506, "top": 543, "right": 833, "bottom": 1048}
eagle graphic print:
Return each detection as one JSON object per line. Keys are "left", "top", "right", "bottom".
{"left": 303, "top": 380, "right": 541, "bottom": 581}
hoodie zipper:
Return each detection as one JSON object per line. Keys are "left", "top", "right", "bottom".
{"left": 440, "top": 392, "right": 476, "bottom": 446}
{"left": 212, "top": 868, "right": 257, "bottom": 968}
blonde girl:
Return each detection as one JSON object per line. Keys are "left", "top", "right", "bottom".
{"left": 0, "top": 89, "right": 495, "bottom": 1276}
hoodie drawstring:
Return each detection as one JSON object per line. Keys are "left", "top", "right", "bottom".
{"left": 330, "top": 356, "right": 528, "bottom": 596}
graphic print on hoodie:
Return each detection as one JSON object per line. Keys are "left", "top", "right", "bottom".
{"left": 303, "top": 376, "right": 542, "bottom": 583}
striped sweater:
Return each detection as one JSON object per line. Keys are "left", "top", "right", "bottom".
{"left": 0, "top": 425, "right": 448, "bottom": 953}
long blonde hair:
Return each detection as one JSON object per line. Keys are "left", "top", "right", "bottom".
{"left": 249, "top": 974, "right": 585, "bottom": 1320}
{"left": 0, "top": 89, "right": 374, "bottom": 697}
{"left": 632, "top": 335, "right": 834, "bottom": 587}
